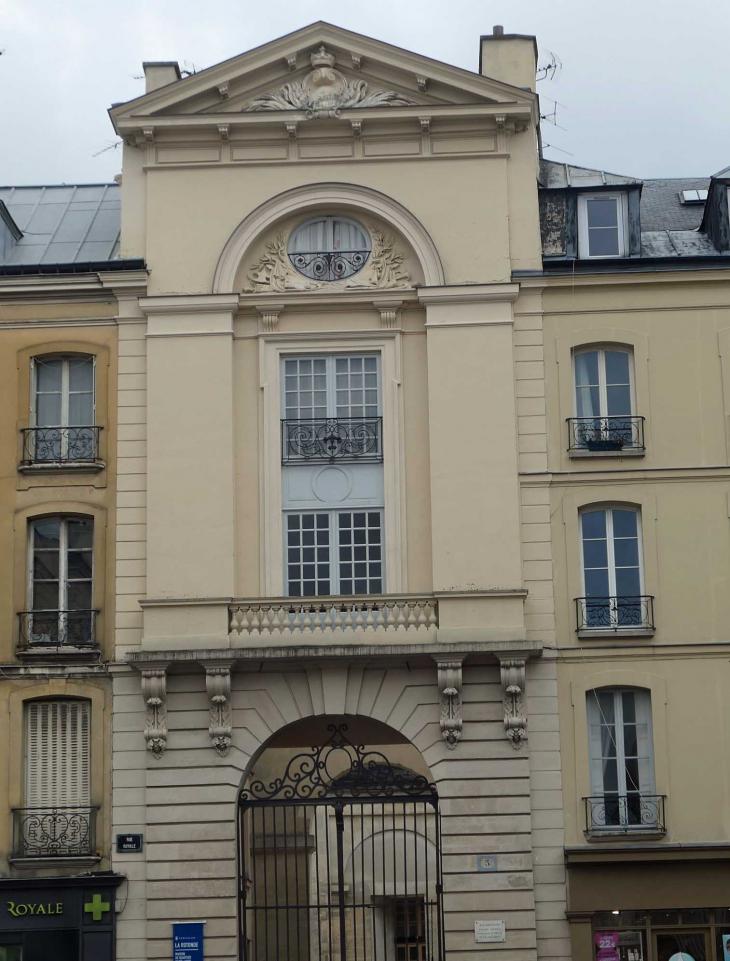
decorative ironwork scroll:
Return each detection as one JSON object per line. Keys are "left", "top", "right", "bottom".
{"left": 18, "top": 610, "right": 97, "bottom": 648}
{"left": 568, "top": 416, "right": 644, "bottom": 452}
{"left": 21, "top": 426, "right": 101, "bottom": 465}
{"left": 289, "top": 249, "right": 370, "bottom": 282}
{"left": 14, "top": 806, "right": 96, "bottom": 857}
{"left": 576, "top": 595, "right": 655, "bottom": 631}
{"left": 241, "top": 723, "right": 436, "bottom": 800}
{"left": 282, "top": 416, "right": 382, "bottom": 464}
{"left": 585, "top": 794, "right": 666, "bottom": 835}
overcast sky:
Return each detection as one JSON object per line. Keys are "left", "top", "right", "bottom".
{"left": 2, "top": 0, "right": 729, "bottom": 185}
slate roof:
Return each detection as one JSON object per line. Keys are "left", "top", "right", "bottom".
{"left": 0, "top": 184, "right": 121, "bottom": 266}
{"left": 539, "top": 160, "right": 640, "bottom": 189}
{"left": 640, "top": 178, "right": 710, "bottom": 231}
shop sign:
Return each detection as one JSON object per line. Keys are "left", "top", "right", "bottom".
{"left": 6, "top": 901, "right": 64, "bottom": 917}
{"left": 173, "top": 921, "right": 205, "bottom": 961}
{"left": 0, "top": 889, "right": 78, "bottom": 929}
{"left": 596, "top": 931, "right": 620, "bottom": 961}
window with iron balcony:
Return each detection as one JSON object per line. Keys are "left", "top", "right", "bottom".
{"left": 568, "top": 347, "right": 645, "bottom": 457}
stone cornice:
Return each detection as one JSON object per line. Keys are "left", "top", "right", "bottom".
{"left": 418, "top": 283, "right": 520, "bottom": 305}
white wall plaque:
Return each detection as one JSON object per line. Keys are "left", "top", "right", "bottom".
{"left": 475, "top": 920, "right": 506, "bottom": 943}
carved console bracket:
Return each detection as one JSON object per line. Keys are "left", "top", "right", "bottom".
{"left": 205, "top": 664, "right": 233, "bottom": 756}
{"left": 378, "top": 300, "right": 403, "bottom": 329}
{"left": 256, "top": 303, "right": 285, "bottom": 332}
{"left": 433, "top": 656, "right": 464, "bottom": 749}
{"left": 498, "top": 655, "right": 527, "bottom": 749}
{"left": 141, "top": 666, "right": 168, "bottom": 759}
{"left": 217, "top": 82, "right": 230, "bottom": 101}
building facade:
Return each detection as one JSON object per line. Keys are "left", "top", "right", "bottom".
{"left": 0, "top": 186, "right": 145, "bottom": 959}
{"left": 2, "top": 19, "right": 730, "bottom": 961}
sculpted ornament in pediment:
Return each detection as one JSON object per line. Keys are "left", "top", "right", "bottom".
{"left": 243, "top": 225, "right": 411, "bottom": 293}
{"left": 243, "top": 45, "right": 416, "bottom": 118}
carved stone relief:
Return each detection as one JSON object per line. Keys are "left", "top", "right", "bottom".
{"left": 434, "top": 656, "right": 464, "bottom": 749}
{"left": 205, "top": 665, "right": 233, "bottom": 756}
{"left": 498, "top": 656, "right": 527, "bottom": 749}
{"left": 243, "top": 225, "right": 411, "bottom": 293}
{"left": 244, "top": 45, "right": 417, "bottom": 119}
{"left": 141, "top": 667, "right": 168, "bottom": 759}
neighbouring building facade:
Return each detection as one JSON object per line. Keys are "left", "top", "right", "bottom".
{"left": 2, "top": 19, "right": 730, "bottom": 961}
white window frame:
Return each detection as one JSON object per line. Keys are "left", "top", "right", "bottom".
{"left": 573, "top": 347, "right": 636, "bottom": 419}
{"left": 577, "top": 193, "right": 628, "bottom": 259}
{"left": 30, "top": 354, "right": 96, "bottom": 460}
{"left": 284, "top": 507, "right": 385, "bottom": 597}
{"left": 586, "top": 688, "right": 657, "bottom": 830}
{"left": 579, "top": 506, "right": 646, "bottom": 629}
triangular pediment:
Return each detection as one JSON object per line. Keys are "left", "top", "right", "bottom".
{"left": 110, "top": 21, "right": 534, "bottom": 130}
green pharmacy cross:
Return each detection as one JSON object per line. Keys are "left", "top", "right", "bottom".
{"left": 84, "top": 894, "right": 110, "bottom": 922}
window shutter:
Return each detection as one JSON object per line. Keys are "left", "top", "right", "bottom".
{"left": 26, "top": 700, "right": 91, "bottom": 807}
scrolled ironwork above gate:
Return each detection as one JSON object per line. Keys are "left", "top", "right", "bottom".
{"left": 241, "top": 723, "right": 436, "bottom": 801}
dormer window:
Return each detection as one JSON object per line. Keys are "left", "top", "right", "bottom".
{"left": 288, "top": 217, "right": 371, "bottom": 282}
{"left": 578, "top": 194, "right": 628, "bottom": 259}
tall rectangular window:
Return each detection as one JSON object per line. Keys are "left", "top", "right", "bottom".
{"left": 580, "top": 507, "right": 646, "bottom": 629}
{"left": 578, "top": 194, "right": 627, "bottom": 259}
{"left": 31, "top": 355, "right": 96, "bottom": 462}
{"left": 286, "top": 510, "right": 383, "bottom": 597}
{"left": 587, "top": 689, "right": 656, "bottom": 830}
{"left": 27, "top": 517, "right": 94, "bottom": 645}
{"left": 572, "top": 348, "right": 640, "bottom": 450}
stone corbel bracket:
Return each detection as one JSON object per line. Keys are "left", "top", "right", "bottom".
{"left": 256, "top": 303, "right": 285, "bottom": 332}
{"left": 433, "top": 656, "right": 464, "bottom": 749}
{"left": 205, "top": 664, "right": 233, "bottom": 756}
{"left": 141, "top": 666, "right": 169, "bottom": 759}
{"left": 498, "top": 655, "right": 527, "bottom": 749}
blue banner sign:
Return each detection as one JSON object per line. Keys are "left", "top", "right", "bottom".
{"left": 173, "top": 921, "right": 205, "bottom": 961}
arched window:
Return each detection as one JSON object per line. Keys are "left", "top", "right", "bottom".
{"left": 27, "top": 354, "right": 98, "bottom": 464}
{"left": 578, "top": 506, "right": 652, "bottom": 630}
{"left": 586, "top": 688, "right": 661, "bottom": 834}
{"left": 22, "top": 515, "right": 95, "bottom": 647}
{"left": 288, "top": 216, "right": 371, "bottom": 282}
{"left": 571, "top": 347, "right": 643, "bottom": 451}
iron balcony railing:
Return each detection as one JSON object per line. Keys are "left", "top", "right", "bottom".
{"left": 18, "top": 610, "right": 99, "bottom": 648}
{"left": 288, "top": 248, "right": 371, "bottom": 282}
{"left": 12, "top": 806, "right": 98, "bottom": 858}
{"left": 21, "top": 426, "right": 102, "bottom": 465}
{"left": 576, "top": 595, "right": 654, "bottom": 632}
{"left": 567, "top": 416, "right": 645, "bottom": 452}
{"left": 584, "top": 795, "right": 666, "bottom": 836}
{"left": 282, "top": 416, "right": 383, "bottom": 464}
{"left": 229, "top": 594, "right": 438, "bottom": 639}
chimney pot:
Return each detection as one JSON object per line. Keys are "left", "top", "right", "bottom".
{"left": 493, "top": 25, "right": 504, "bottom": 36}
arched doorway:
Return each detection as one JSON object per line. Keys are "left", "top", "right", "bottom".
{"left": 238, "top": 716, "right": 444, "bottom": 961}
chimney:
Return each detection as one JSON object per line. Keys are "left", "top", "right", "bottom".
{"left": 143, "top": 61, "right": 182, "bottom": 94}
{"left": 479, "top": 25, "right": 538, "bottom": 92}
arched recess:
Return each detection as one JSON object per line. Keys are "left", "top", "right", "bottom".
{"left": 237, "top": 714, "right": 444, "bottom": 961}
{"left": 212, "top": 182, "right": 445, "bottom": 292}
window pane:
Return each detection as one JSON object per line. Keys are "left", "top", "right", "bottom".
{"left": 68, "top": 356, "right": 93, "bottom": 391}
{"left": 67, "top": 551, "right": 93, "bottom": 579}
{"left": 286, "top": 513, "right": 330, "bottom": 596}
{"left": 67, "top": 582, "right": 92, "bottom": 610}
{"left": 606, "top": 384, "right": 631, "bottom": 416}
{"left": 604, "top": 350, "right": 630, "bottom": 385}
{"left": 588, "top": 227, "right": 620, "bottom": 257}
{"left": 597, "top": 692, "right": 615, "bottom": 723}
{"left": 574, "top": 351, "right": 599, "bottom": 387}
{"left": 587, "top": 198, "right": 618, "bottom": 228}
{"left": 36, "top": 358, "right": 63, "bottom": 390}
{"left": 614, "top": 538, "right": 639, "bottom": 568}
{"left": 583, "top": 539, "right": 608, "bottom": 569}
{"left": 337, "top": 511, "right": 384, "bottom": 595}
{"left": 585, "top": 569, "right": 610, "bottom": 597}
{"left": 615, "top": 567, "right": 641, "bottom": 597}
{"left": 612, "top": 510, "right": 638, "bottom": 538}
{"left": 582, "top": 510, "right": 606, "bottom": 539}
{"left": 68, "top": 392, "right": 94, "bottom": 425}
{"left": 33, "top": 582, "right": 59, "bottom": 610}
{"left": 34, "top": 518, "right": 61, "bottom": 548}
{"left": 622, "top": 691, "right": 636, "bottom": 722}
{"left": 67, "top": 519, "right": 93, "bottom": 549}
{"left": 33, "top": 552, "right": 59, "bottom": 580}
{"left": 576, "top": 385, "right": 600, "bottom": 419}
{"left": 623, "top": 724, "right": 638, "bottom": 757}
{"left": 36, "top": 393, "right": 62, "bottom": 426}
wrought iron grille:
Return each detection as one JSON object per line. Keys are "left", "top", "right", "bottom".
{"left": 21, "top": 426, "right": 102, "bottom": 465}
{"left": 576, "top": 596, "right": 654, "bottom": 632}
{"left": 18, "top": 610, "right": 98, "bottom": 647}
{"left": 584, "top": 795, "right": 666, "bottom": 835}
{"left": 568, "top": 416, "right": 645, "bottom": 452}
{"left": 13, "top": 806, "right": 98, "bottom": 857}
{"left": 239, "top": 724, "right": 444, "bottom": 961}
{"left": 288, "top": 249, "right": 370, "bottom": 282}
{"left": 282, "top": 417, "right": 383, "bottom": 464}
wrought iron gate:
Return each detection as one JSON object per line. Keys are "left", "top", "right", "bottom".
{"left": 238, "top": 724, "right": 444, "bottom": 961}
